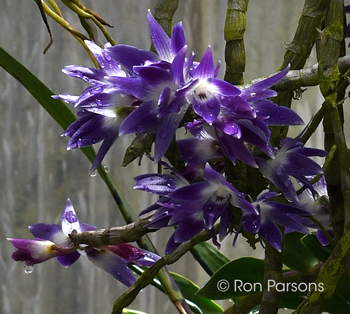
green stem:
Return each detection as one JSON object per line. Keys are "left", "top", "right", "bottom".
{"left": 271, "top": 0, "right": 331, "bottom": 146}
{"left": 224, "top": 0, "right": 249, "bottom": 85}
{"left": 154, "top": 0, "right": 180, "bottom": 36}
{"left": 111, "top": 227, "right": 214, "bottom": 314}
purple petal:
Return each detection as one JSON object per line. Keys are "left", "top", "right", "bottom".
{"left": 177, "top": 138, "right": 221, "bottom": 165}
{"left": 67, "top": 114, "right": 113, "bottom": 149}
{"left": 133, "top": 65, "right": 172, "bottom": 86}
{"left": 165, "top": 233, "right": 182, "bottom": 254}
{"left": 170, "top": 181, "right": 212, "bottom": 200}
{"left": 89, "top": 126, "right": 119, "bottom": 174}
{"left": 155, "top": 109, "right": 186, "bottom": 161}
{"left": 203, "top": 198, "right": 228, "bottom": 229}
{"left": 171, "top": 22, "right": 186, "bottom": 54}
{"left": 256, "top": 157, "right": 298, "bottom": 203}
{"left": 192, "top": 46, "right": 215, "bottom": 79}
{"left": 258, "top": 216, "right": 283, "bottom": 251}
{"left": 56, "top": 251, "right": 80, "bottom": 267}
{"left": 173, "top": 218, "right": 204, "bottom": 243}
{"left": 283, "top": 152, "right": 324, "bottom": 176}
{"left": 147, "top": 10, "right": 172, "bottom": 61}
{"left": 215, "top": 128, "right": 258, "bottom": 168}
{"left": 316, "top": 230, "right": 333, "bottom": 246}
{"left": 29, "top": 223, "right": 61, "bottom": 241}
{"left": 61, "top": 199, "right": 82, "bottom": 236}
{"left": 85, "top": 40, "right": 125, "bottom": 76}
{"left": 192, "top": 95, "right": 220, "bottom": 124}
{"left": 8, "top": 238, "right": 58, "bottom": 265}
{"left": 62, "top": 65, "right": 105, "bottom": 85}
{"left": 107, "top": 243, "right": 160, "bottom": 266}
{"left": 119, "top": 100, "right": 158, "bottom": 135}
{"left": 253, "top": 100, "right": 304, "bottom": 126}
{"left": 207, "top": 78, "right": 241, "bottom": 96}
{"left": 106, "top": 44, "right": 159, "bottom": 71}
{"left": 86, "top": 249, "right": 136, "bottom": 286}
{"left": 247, "top": 66, "right": 290, "bottom": 92}
{"left": 133, "top": 174, "right": 185, "bottom": 196}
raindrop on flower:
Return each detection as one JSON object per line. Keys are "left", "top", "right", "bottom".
{"left": 23, "top": 265, "right": 34, "bottom": 275}
{"left": 90, "top": 170, "right": 97, "bottom": 177}
{"left": 136, "top": 125, "right": 145, "bottom": 133}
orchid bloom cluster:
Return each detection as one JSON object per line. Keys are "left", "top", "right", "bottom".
{"left": 7, "top": 199, "right": 160, "bottom": 286}
{"left": 54, "top": 11, "right": 329, "bottom": 251}
{"left": 8, "top": 11, "right": 331, "bottom": 277}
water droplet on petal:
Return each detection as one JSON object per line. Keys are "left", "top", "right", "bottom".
{"left": 160, "top": 131, "right": 167, "bottom": 140}
{"left": 90, "top": 170, "right": 97, "bottom": 177}
{"left": 104, "top": 53, "right": 112, "bottom": 62}
{"left": 23, "top": 265, "right": 34, "bottom": 275}
{"left": 250, "top": 92, "right": 256, "bottom": 98}
{"left": 136, "top": 125, "right": 145, "bottom": 133}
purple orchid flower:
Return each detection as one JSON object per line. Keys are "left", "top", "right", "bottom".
{"left": 54, "top": 41, "right": 137, "bottom": 174}
{"left": 7, "top": 199, "right": 160, "bottom": 286}
{"left": 252, "top": 191, "right": 311, "bottom": 251}
{"left": 134, "top": 164, "right": 260, "bottom": 253}
{"left": 255, "top": 135, "right": 328, "bottom": 204}
{"left": 8, "top": 199, "right": 95, "bottom": 267}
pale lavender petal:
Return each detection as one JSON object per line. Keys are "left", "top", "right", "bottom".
{"left": 61, "top": 199, "right": 82, "bottom": 236}
{"left": 85, "top": 40, "right": 125, "bottom": 76}
{"left": 133, "top": 174, "right": 184, "bottom": 196}
{"left": 62, "top": 65, "right": 105, "bottom": 85}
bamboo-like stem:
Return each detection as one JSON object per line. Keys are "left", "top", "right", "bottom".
{"left": 224, "top": 0, "right": 249, "bottom": 85}
{"left": 153, "top": 0, "right": 180, "bottom": 36}
{"left": 271, "top": 0, "right": 331, "bottom": 146}
{"left": 294, "top": 1, "right": 350, "bottom": 313}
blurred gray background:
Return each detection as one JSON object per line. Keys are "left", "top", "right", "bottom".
{"left": 0, "top": 0, "right": 346, "bottom": 313}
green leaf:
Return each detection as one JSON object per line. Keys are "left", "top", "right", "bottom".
{"left": 191, "top": 242, "right": 230, "bottom": 276}
{"left": 196, "top": 257, "right": 265, "bottom": 300}
{"left": 283, "top": 232, "right": 319, "bottom": 274}
{"left": 300, "top": 233, "right": 332, "bottom": 263}
{"left": 130, "top": 266, "right": 222, "bottom": 314}
{"left": 0, "top": 47, "right": 76, "bottom": 130}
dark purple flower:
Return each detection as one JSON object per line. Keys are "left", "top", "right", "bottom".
{"left": 252, "top": 191, "right": 310, "bottom": 251}
{"left": 256, "top": 135, "right": 328, "bottom": 203}
{"left": 134, "top": 164, "right": 260, "bottom": 253}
